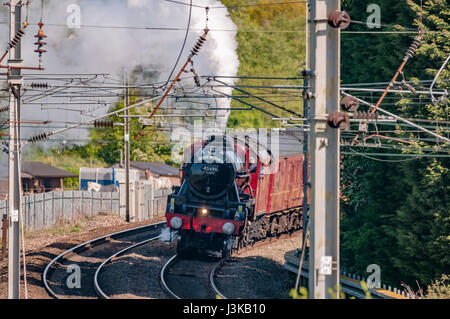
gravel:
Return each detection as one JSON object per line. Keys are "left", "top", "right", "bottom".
{"left": 0, "top": 216, "right": 302, "bottom": 299}
{"left": 96, "top": 240, "right": 176, "bottom": 299}
{"left": 97, "top": 233, "right": 302, "bottom": 299}
{"left": 214, "top": 234, "right": 302, "bottom": 299}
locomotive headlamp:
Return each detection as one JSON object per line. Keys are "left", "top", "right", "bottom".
{"left": 170, "top": 217, "right": 182, "bottom": 229}
{"left": 200, "top": 208, "right": 208, "bottom": 215}
{"left": 222, "top": 222, "right": 235, "bottom": 235}
{"left": 168, "top": 198, "right": 175, "bottom": 213}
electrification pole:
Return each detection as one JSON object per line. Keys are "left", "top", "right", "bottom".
{"left": 307, "top": 0, "right": 340, "bottom": 299}
{"left": 124, "top": 74, "right": 130, "bottom": 223}
{"left": 301, "top": 72, "right": 310, "bottom": 247}
{"left": 8, "top": 0, "right": 23, "bottom": 299}
{"left": 302, "top": 2, "right": 311, "bottom": 243}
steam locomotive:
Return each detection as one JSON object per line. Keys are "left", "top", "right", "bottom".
{"left": 165, "top": 131, "right": 307, "bottom": 257}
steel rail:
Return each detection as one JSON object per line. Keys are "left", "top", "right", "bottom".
{"left": 160, "top": 254, "right": 181, "bottom": 299}
{"left": 209, "top": 257, "right": 228, "bottom": 299}
{"left": 94, "top": 235, "right": 162, "bottom": 299}
{"left": 160, "top": 253, "right": 228, "bottom": 299}
{"left": 43, "top": 221, "right": 166, "bottom": 299}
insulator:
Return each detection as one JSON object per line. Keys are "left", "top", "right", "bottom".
{"left": 189, "top": 29, "right": 209, "bottom": 57}
{"left": 9, "top": 28, "right": 26, "bottom": 49}
{"left": 34, "top": 22, "right": 47, "bottom": 67}
{"left": 404, "top": 34, "right": 423, "bottom": 61}
{"left": 94, "top": 120, "right": 114, "bottom": 128}
{"left": 29, "top": 132, "right": 49, "bottom": 143}
{"left": 0, "top": 106, "right": 9, "bottom": 113}
{"left": 30, "top": 82, "right": 49, "bottom": 89}
{"left": 327, "top": 10, "right": 351, "bottom": 29}
{"left": 352, "top": 111, "right": 378, "bottom": 120}
{"left": 341, "top": 96, "right": 359, "bottom": 112}
{"left": 35, "top": 22, "right": 47, "bottom": 39}
{"left": 327, "top": 111, "right": 350, "bottom": 129}
{"left": 34, "top": 40, "right": 47, "bottom": 46}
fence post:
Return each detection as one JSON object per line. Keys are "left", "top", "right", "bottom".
{"left": 51, "top": 192, "right": 54, "bottom": 224}
{"left": 72, "top": 190, "right": 75, "bottom": 219}
{"left": 100, "top": 191, "right": 103, "bottom": 214}
{"left": 150, "top": 183, "right": 154, "bottom": 219}
{"left": 22, "top": 196, "right": 26, "bottom": 230}
{"left": 33, "top": 193, "right": 36, "bottom": 231}
{"left": 62, "top": 191, "right": 65, "bottom": 222}
{"left": 42, "top": 193, "right": 46, "bottom": 228}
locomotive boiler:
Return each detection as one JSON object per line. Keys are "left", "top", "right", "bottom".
{"left": 165, "top": 131, "right": 307, "bottom": 257}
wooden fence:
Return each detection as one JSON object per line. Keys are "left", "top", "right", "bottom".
{"left": 0, "top": 186, "right": 171, "bottom": 235}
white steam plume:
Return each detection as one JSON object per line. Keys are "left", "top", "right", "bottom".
{"left": 0, "top": 0, "right": 239, "bottom": 175}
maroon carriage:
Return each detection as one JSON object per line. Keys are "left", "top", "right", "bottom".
{"left": 165, "top": 130, "right": 307, "bottom": 257}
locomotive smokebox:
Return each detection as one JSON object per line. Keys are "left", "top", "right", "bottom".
{"left": 186, "top": 162, "right": 236, "bottom": 200}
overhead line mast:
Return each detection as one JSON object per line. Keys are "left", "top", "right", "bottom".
{"left": 307, "top": 0, "right": 346, "bottom": 299}
{"left": 7, "top": 0, "right": 23, "bottom": 299}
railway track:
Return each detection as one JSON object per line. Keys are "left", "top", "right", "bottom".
{"left": 43, "top": 223, "right": 299, "bottom": 299}
{"left": 160, "top": 232, "right": 301, "bottom": 299}
{"left": 93, "top": 234, "right": 163, "bottom": 299}
{"left": 43, "top": 221, "right": 166, "bottom": 299}
{"left": 160, "top": 253, "right": 227, "bottom": 299}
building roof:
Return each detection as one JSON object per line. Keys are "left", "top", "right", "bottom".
{"left": 110, "top": 161, "right": 179, "bottom": 177}
{"left": 21, "top": 162, "right": 78, "bottom": 178}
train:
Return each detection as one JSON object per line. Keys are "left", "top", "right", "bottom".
{"left": 165, "top": 130, "right": 308, "bottom": 257}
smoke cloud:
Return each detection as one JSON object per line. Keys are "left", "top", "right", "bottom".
{"left": 0, "top": 0, "right": 239, "bottom": 176}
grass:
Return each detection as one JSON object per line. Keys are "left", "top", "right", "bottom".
{"left": 26, "top": 214, "right": 107, "bottom": 238}
{"left": 424, "top": 275, "right": 450, "bottom": 299}
{"left": 70, "top": 223, "right": 82, "bottom": 233}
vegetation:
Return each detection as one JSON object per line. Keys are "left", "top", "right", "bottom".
{"left": 225, "top": 0, "right": 449, "bottom": 296}
{"left": 340, "top": 0, "right": 449, "bottom": 290}
{"left": 222, "top": 0, "right": 307, "bottom": 128}
{"left": 424, "top": 274, "right": 450, "bottom": 299}
{"left": 15, "top": 0, "right": 448, "bottom": 296}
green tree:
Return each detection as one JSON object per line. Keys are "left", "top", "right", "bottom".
{"left": 222, "top": 0, "right": 307, "bottom": 128}
{"left": 340, "top": 0, "right": 449, "bottom": 288}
